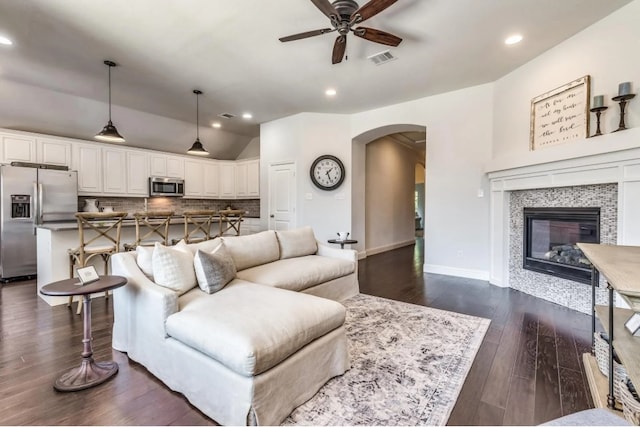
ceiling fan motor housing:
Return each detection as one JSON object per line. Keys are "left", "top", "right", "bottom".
{"left": 332, "top": 0, "right": 359, "bottom": 21}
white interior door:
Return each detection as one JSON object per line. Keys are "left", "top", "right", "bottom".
{"left": 268, "top": 162, "right": 296, "bottom": 231}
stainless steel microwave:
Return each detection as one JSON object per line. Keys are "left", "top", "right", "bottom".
{"left": 149, "top": 176, "right": 184, "bottom": 197}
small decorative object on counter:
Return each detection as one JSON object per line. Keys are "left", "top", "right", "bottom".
{"left": 83, "top": 199, "right": 99, "bottom": 212}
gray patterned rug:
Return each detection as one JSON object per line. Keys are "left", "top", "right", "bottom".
{"left": 283, "top": 293, "right": 490, "bottom": 426}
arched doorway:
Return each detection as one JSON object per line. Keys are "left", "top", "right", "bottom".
{"left": 352, "top": 124, "right": 426, "bottom": 258}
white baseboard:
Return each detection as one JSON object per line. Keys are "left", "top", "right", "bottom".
{"left": 357, "top": 251, "right": 367, "bottom": 260}
{"left": 365, "top": 239, "right": 415, "bottom": 257}
{"left": 423, "top": 264, "right": 490, "bottom": 281}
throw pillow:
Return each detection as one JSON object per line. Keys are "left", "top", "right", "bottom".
{"left": 151, "top": 242, "right": 197, "bottom": 295}
{"left": 181, "top": 237, "right": 222, "bottom": 255}
{"left": 193, "top": 243, "right": 236, "bottom": 294}
{"left": 276, "top": 226, "right": 318, "bottom": 259}
{"left": 135, "top": 246, "right": 155, "bottom": 279}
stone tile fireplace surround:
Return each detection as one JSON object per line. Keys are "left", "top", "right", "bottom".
{"left": 488, "top": 147, "right": 640, "bottom": 314}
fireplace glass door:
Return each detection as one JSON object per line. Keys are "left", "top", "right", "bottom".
{"left": 523, "top": 207, "right": 600, "bottom": 284}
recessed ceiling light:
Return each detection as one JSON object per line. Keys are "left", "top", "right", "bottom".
{"left": 242, "top": 113, "right": 252, "bottom": 119}
{"left": 0, "top": 36, "right": 13, "bottom": 46}
{"left": 505, "top": 34, "right": 523, "bottom": 45}
{"left": 212, "top": 122, "right": 221, "bottom": 128}
{"left": 325, "top": 88, "right": 337, "bottom": 97}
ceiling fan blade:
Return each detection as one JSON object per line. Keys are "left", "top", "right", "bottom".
{"left": 351, "top": 0, "right": 398, "bottom": 24}
{"left": 310, "top": 0, "right": 340, "bottom": 24}
{"left": 353, "top": 27, "right": 402, "bottom": 47}
{"left": 332, "top": 35, "right": 347, "bottom": 64}
{"left": 279, "top": 28, "right": 334, "bottom": 42}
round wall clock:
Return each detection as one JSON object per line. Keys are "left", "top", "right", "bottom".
{"left": 310, "top": 155, "right": 345, "bottom": 191}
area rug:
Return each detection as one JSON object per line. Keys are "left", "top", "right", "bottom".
{"left": 282, "top": 293, "right": 490, "bottom": 426}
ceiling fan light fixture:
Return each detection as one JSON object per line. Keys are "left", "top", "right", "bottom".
{"left": 95, "top": 60, "right": 125, "bottom": 143}
{"left": 188, "top": 89, "right": 209, "bottom": 156}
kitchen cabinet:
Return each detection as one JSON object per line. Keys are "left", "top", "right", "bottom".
{"left": 127, "top": 151, "right": 149, "bottom": 195}
{"left": 1, "top": 134, "right": 36, "bottom": 163}
{"left": 219, "top": 162, "right": 236, "bottom": 198}
{"left": 203, "top": 162, "right": 219, "bottom": 198}
{"left": 36, "top": 138, "right": 72, "bottom": 167}
{"left": 236, "top": 159, "right": 260, "bottom": 199}
{"left": 102, "top": 148, "right": 127, "bottom": 194}
{"left": 184, "top": 159, "right": 205, "bottom": 197}
{"left": 73, "top": 143, "right": 103, "bottom": 195}
{"left": 150, "top": 154, "right": 184, "bottom": 178}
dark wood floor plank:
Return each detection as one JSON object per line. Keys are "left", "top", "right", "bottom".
{"left": 503, "top": 376, "right": 536, "bottom": 425}
{"left": 1, "top": 241, "right": 594, "bottom": 426}
{"left": 534, "top": 335, "right": 563, "bottom": 424}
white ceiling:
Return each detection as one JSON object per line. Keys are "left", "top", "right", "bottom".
{"left": 0, "top": 0, "right": 633, "bottom": 144}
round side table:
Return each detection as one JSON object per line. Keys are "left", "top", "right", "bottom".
{"left": 327, "top": 239, "right": 358, "bottom": 249}
{"left": 40, "top": 275, "right": 127, "bottom": 392}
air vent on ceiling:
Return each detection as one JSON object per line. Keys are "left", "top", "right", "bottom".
{"left": 367, "top": 50, "right": 396, "bottom": 65}
{"left": 218, "top": 113, "right": 236, "bottom": 119}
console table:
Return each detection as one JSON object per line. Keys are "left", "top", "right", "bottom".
{"left": 40, "top": 275, "right": 127, "bottom": 391}
{"left": 577, "top": 243, "right": 640, "bottom": 411}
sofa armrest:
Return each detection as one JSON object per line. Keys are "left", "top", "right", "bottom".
{"left": 111, "top": 252, "right": 179, "bottom": 351}
{"left": 316, "top": 240, "right": 358, "bottom": 263}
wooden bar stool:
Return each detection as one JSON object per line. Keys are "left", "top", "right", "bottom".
{"left": 219, "top": 209, "right": 245, "bottom": 236}
{"left": 123, "top": 210, "right": 175, "bottom": 251}
{"left": 68, "top": 211, "right": 128, "bottom": 314}
{"left": 171, "top": 209, "right": 218, "bottom": 245}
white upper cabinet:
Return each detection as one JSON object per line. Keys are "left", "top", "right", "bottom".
{"left": 203, "top": 162, "right": 219, "bottom": 198}
{"left": 73, "top": 143, "right": 103, "bottom": 194}
{"left": 184, "top": 159, "right": 205, "bottom": 197}
{"left": 235, "top": 162, "right": 248, "bottom": 197}
{"left": 36, "top": 138, "right": 72, "bottom": 167}
{"left": 236, "top": 159, "right": 259, "bottom": 198}
{"left": 247, "top": 159, "right": 260, "bottom": 198}
{"left": 150, "top": 154, "right": 184, "bottom": 178}
{"left": 127, "top": 151, "right": 149, "bottom": 195}
{"left": 1, "top": 134, "right": 36, "bottom": 163}
{"left": 219, "top": 162, "right": 236, "bottom": 199}
{"left": 102, "top": 148, "right": 127, "bottom": 194}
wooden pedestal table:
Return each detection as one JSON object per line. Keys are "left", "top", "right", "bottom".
{"left": 40, "top": 275, "right": 127, "bottom": 391}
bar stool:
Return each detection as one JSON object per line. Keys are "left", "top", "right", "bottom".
{"left": 219, "top": 209, "right": 245, "bottom": 236}
{"left": 68, "top": 211, "right": 128, "bottom": 314}
{"left": 171, "top": 209, "right": 218, "bottom": 245}
{"left": 123, "top": 210, "right": 175, "bottom": 251}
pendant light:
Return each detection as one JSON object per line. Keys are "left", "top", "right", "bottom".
{"left": 187, "top": 89, "right": 209, "bottom": 156}
{"left": 95, "top": 60, "right": 125, "bottom": 142}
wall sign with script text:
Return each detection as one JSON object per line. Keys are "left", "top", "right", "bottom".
{"left": 530, "top": 75, "right": 591, "bottom": 150}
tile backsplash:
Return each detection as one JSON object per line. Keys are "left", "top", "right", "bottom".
{"left": 78, "top": 197, "right": 260, "bottom": 217}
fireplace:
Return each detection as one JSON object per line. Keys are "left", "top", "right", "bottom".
{"left": 523, "top": 207, "right": 600, "bottom": 284}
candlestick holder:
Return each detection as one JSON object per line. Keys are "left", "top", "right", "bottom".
{"left": 612, "top": 93, "right": 636, "bottom": 132}
{"left": 589, "top": 106, "right": 608, "bottom": 137}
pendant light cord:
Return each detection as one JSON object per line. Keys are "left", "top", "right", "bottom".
{"left": 196, "top": 91, "right": 200, "bottom": 139}
{"left": 108, "top": 65, "right": 112, "bottom": 122}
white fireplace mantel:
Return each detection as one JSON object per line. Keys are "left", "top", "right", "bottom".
{"left": 487, "top": 146, "right": 640, "bottom": 287}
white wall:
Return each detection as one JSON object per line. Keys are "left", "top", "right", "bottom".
{"left": 0, "top": 78, "right": 252, "bottom": 159}
{"left": 365, "top": 137, "right": 416, "bottom": 254}
{"left": 260, "top": 113, "right": 352, "bottom": 242}
{"left": 236, "top": 137, "right": 260, "bottom": 159}
{"left": 490, "top": 0, "right": 640, "bottom": 171}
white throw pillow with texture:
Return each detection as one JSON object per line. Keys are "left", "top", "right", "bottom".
{"left": 276, "top": 226, "right": 318, "bottom": 259}
{"left": 151, "top": 242, "right": 197, "bottom": 295}
{"left": 194, "top": 242, "right": 237, "bottom": 294}
{"left": 135, "top": 246, "right": 155, "bottom": 279}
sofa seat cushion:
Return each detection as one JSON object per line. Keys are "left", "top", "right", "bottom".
{"left": 235, "top": 255, "right": 355, "bottom": 292}
{"left": 165, "top": 282, "right": 346, "bottom": 377}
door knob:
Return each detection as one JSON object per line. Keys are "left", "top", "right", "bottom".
{"left": 270, "top": 214, "right": 274, "bottom": 218}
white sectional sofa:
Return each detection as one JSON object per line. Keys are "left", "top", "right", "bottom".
{"left": 111, "top": 227, "right": 359, "bottom": 425}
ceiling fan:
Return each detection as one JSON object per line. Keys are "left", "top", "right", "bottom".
{"left": 279, "top": 0, "right": 402, "bottom": 64}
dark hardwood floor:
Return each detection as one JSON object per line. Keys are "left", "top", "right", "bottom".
{"left": 0, "top": 241, "right": 593, "bottom": 425}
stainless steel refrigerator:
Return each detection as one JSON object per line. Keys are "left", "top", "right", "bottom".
{"left": 0, "top": 164, "right": 78, "bottom": 281}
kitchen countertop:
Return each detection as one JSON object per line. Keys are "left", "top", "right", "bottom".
{"left": 38, "top": 215, "right": 260, "bottom": 231}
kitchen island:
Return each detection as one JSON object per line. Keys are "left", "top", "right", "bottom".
{"left": 36, "top": 215, "right": 260, "bottom": 305}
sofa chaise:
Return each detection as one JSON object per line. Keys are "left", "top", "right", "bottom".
{"left": 111, "top": 227, "right": 359, "bottom": 425}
